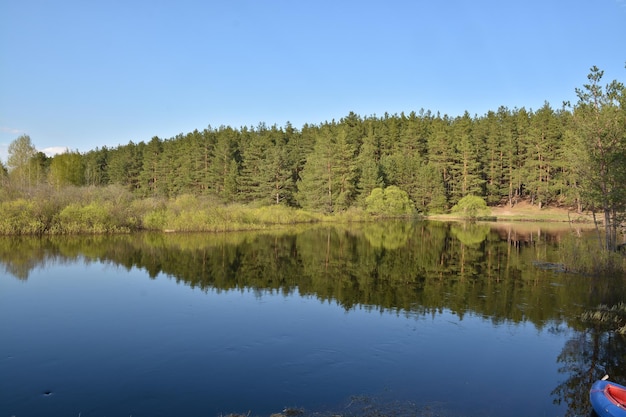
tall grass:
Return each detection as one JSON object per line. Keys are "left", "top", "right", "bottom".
{"left": 558, "top": 233, "right": 626, "bottom": 276}
{"left": 0, "top": 186, "right": 325, "bottom": 235}
{"left": 142, "top": 196, "right": 322, "bottom": 232}
{"left": 581, "top": 302, "right": 626, "bottom": 334}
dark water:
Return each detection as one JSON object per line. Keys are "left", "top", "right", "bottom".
{"left": 1, "top": 221, "right": 624, "bottom": 417}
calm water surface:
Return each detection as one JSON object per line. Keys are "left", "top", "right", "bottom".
{"left": 0, "top": 221, "right": 624, "bottom": 417}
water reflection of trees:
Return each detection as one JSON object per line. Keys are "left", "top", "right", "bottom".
{"left": 2, "top": 221, "right": 625, "bottom": 417}
{"left": 552, "top": 327, "right": 626, "bottom": 417}
{"left": 0, "top": 221, "right": 605, "bottom": 325}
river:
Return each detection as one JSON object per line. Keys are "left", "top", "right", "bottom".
{"left": 0, "top": 221, "right": 623, "bottom": 417}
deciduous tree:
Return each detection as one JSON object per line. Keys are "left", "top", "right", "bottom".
{"left": 7, "top": 134, "right": 37, "bottom": 189}
{"left": 49, "top": 151, "right": 85, "bottom": 188}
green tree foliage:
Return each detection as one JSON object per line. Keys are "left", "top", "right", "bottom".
{"left": 138, "top": 136, "right": 163, "bottom": 196}
{"left": 30, "top": 152, "right": 50, "bottom": 185}
{"left": 512, "top": 108, "right": 532, "bottom": 204}
{"left": 206, "top": 127, "right": 241, "bottom": 202}
{"left": 449, "top": 112, "right": 484, "bottom": 203}
{"left": 332, "top": 124, "right": 360, "bottom": 209}
{"left": 7, "top": 135, "right": 37, "bottom": 189}
{"left": 49, "top": 151, "right": 85, "bottom": 188}
{"left": 237, "top": 124, "right": 294, "bottom": 205}
{"left": 524, "top": 102, "right": 564, "bottom": 208}
{"left": 264, "top": 141, "right": 293, "bottom": 205}
{"left": 451, "top": 195, "right": 490, "bottom": 219}
{"left": 567, "top": 66, "right": 626, "bottom": 251}
{"left": 365, "top": 186, "right": 414, "bottom": 216}
{"left": 413, "top": 163, "right": 447, "bottom": 213}
{"left": 107, "top": 142, "right": 142, "bottom": 191}
{"left": 496, "top": 107, "right": 519, "bottom": 207}
{"left": 3, "top": 66, "right": 622, "bottom": 225}
{"left": 0, "top": 199, "right": 47, "bottom": 234}
{"left": 297, "top": 125, "right": 335, "bottom": 212}
{"left": 426, "top": 115, "right": 454, "bottom": 205}
{"left": 298, "top": 123, "right": 358, "bottom": 212}
{"left": 83, "top": 147, "right": 109, "bottom": 186}
{"left": 356, "top": 120, "right": 384, "bottom": 207}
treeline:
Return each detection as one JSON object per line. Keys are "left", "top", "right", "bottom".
{"left": 2, "top": 68, "right": 624, "bottom": 230}
{"left": 1, "top": 106, "right": 582, "bottom": 212}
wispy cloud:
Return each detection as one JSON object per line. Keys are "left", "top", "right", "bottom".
{"left": 41, "top": 146, "right": 68, "bottom": 157}
{"left": 0, "top": 126, "right": 23, "bottom": 135}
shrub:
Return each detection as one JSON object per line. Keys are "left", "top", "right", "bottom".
{"left": 451, "top": 195, "right": 490, "bottom": 219}
{"left": 52, "top": 201, "right": 132, "bottom": 234}
{"left": 0, "top": 199, "right": 47, "bottom": 235}
{"left": 365, "top": 186, "right": 415, "bottom": 217}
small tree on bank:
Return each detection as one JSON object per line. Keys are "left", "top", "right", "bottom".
{"left": 365, "top": 186, "right": 415, "bottom": 216}
{"left": 451, "top": 195, "right": 490, "bottom": 220}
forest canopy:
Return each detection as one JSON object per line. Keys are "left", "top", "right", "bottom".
{"left": 2, "top": 67, "right": 625, "bottom": 243}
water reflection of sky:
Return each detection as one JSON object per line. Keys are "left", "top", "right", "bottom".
{"left": 1, "top": 260, "right": 570, "bottom": 417}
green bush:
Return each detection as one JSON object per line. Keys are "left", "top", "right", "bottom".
{"left": 365, "top": 186, "right": 415, "bottom": 217}
{"left": 51, "top": 201, "right": 131, "bottom": 234}
{"left": 0, "top": 199, "right": 47, "bottom": 235}
{"left": 451, "top": 195, "right": 490, "bottom": 219}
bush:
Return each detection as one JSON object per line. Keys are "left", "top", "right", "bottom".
{"left": 51, "top": 201, "right": 132, "bottom": 234}
{"left": 451, "top": 195, "right": 490, "bottom": 219}
{"left": 365, "top": 186, "right": 415, "bottom": 217}
{"left": 0, "top": 199, "right": 47, "bottom": 235}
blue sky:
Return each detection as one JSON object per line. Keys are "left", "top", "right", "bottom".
{"left": 1, "top": 0, "right": 625, "bottom": 162}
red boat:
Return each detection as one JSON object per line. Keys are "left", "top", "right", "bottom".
{"left": 590, "top": 376, "right": 626, "bottom": 417}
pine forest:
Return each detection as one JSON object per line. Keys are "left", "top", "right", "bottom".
{"left": 1, "top": 67, "right": 625, "bottom": 247}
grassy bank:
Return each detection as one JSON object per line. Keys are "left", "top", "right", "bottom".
{"left": 0, "top": 185, "right": 607, "bottom": 235}
{"left": 427, "top": 201, "right": 595, "bottom": 223}
{"left": 0, "top": 185, "right": 383, "bottom": 235}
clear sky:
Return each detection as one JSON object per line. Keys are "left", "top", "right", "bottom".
{"left": 1, "top": 0, "right": 625, "bottom": 162}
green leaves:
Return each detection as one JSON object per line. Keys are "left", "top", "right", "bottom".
{"left": 568, "top": 66, "right": 626, "bottom": 250}
{"left": 365, "top": 186, "right": 414, "bottom": 216}
{"left": 451, "top": 195, "right": 490, "bottom": 219}
{"left": 1, "top": 66, "right": 623, "bottom": 225}
{"left": 49, "top": 151, "right": 85, "bottom": 188}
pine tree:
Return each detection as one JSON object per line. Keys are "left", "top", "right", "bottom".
{"left": 476, "top": 110, "right": 503, "bottom": 204}
{"left": 83, "top": 147, "right": 109, "bottom": 186}
{"left": 526, "top": 102, "right": 563, "bottom": 207}
{"left": 567, "top": 66, "right": 626, "bottom": 250}
{"left": 332, "top": 124, "right": 359, "bottom": 209}
{"left": 265, "top": 143, "right": 293, "bottom": 205}
{"left": 298, "top": 123, "right": 358, "bottom": 212}
{"left": 449, "top": 112, "right": 484, "bottom": 204}
{"left": 427, "top": 114, "right": 453, "bottom": 208}
{"left": 139, "top": 136, "right": 163, "bottom": 196}
{"left": 238, "top": 125, "right": 271, "bottom": 203}
{"left": 104, "top": 141, "right": 143, "bottom": 191}
{"left": 512, "top": 108, "right": 531, "bottom": 204}
{"left": 208, "top": 127, "right": 240, "bottom": 202}
{"left": 414, "top": 163, "right": 447, "bottom": 213}
{"left": 496, "top": 107, "right": 517, "bottom": 207}
{"left": 356, "top": 119, "right": 383, "bottom": 207}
